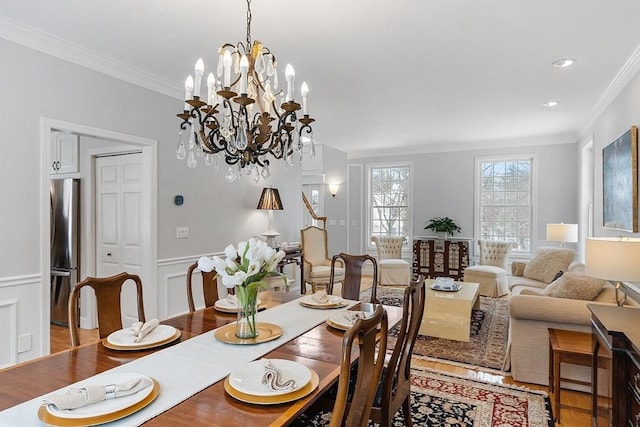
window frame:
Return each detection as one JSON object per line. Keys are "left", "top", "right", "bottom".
{"left": 473, "top": 154, "right": 537, "bottom": 257}
{"left": 366, "top": 161, "right": 414, "bottom": 251}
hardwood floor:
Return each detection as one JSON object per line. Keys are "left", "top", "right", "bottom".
{"left": 49, "top": 290, "right": 592, "bottom": 426}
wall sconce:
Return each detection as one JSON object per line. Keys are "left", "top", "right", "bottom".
{"left": 328, "top": 183, "right": 339, "bottom": 198}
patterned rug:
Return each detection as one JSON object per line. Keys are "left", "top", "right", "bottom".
{"left": 361, "top": 286, "right": 509, "bottom": 371}
{"left": 305, "top": 367, "right": 553, "bottom": 426}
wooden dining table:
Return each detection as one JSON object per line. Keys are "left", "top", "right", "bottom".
{"left": 0, "top": 291, "right": 403, "bottom": 426}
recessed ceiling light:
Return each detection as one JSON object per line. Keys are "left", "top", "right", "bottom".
{"left": 551, "top": 59, "right": 575, "bottom": 68}
{"left": 542, "top": 101, "right": 559, "bottom": 107}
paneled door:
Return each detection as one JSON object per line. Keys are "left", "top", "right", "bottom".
{"left": 96, "top": 153, "right": 145, "bottom": 327}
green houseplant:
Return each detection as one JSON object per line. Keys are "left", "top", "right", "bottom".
{"left": 424, "top": 216, "right": 461, "bottom": 238}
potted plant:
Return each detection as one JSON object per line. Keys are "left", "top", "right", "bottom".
{"left": 424, "top": 216, "right": 461, "bottom": 239}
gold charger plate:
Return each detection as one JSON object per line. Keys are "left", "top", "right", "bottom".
{"left": 214, "top": 322, "right": 283, "bottom": 345}
{"left": 37, "top": 379, "right": 160, "bottom": 427}
{"left": 299, "top": 300, "right": 348, "bottom": 310}
{"left": 326, "top": 318, "right": 350, "bottom": 331}
{"left": 224, "top": 369, "right": 319, "bottom": 405}
{"left": 102, "top": 329, "right": 181, "bottom": 351}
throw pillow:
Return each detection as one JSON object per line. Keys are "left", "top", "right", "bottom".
{"left": 523, "top": 248, "right": 575, "bottom": 283}
{"left": 541, "top": 272, "right": 608, "bottom": 300}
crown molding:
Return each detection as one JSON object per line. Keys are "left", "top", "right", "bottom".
{"left": 579, "top": 42, "right": 640, "bottom": 138}
{"left": 0, "top": 15, "right": 182, "bottom": 100}
{"left": 347, "top": 133, "right": 576, "bottom": 159}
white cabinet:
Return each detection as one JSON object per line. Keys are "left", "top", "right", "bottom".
{"left": 50, "top": 132, "right": 79, "bottom": 175}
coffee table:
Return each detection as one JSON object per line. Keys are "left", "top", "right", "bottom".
{"left": 419, "top": 279, "right": 480, "bottom": 342}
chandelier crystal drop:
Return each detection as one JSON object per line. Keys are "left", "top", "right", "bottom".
{"left": 176, "top": 0, "right": 315, "bottom": 182}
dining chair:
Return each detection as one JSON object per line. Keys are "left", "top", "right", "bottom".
{"left": 186, "top": 261, "right": 220, "bottom": 313}
{"left": 68, "top": 272, "right": 145, "bottom": 347}
{"left": 463, "top": 239, "right": 514, "bottom": 297}
{"left": 300, "top": 226, "right": 344, "bottom": 293}
{"left": 368, "top": 275, "right": 426, "bottom": 426}
{"left": 370, "top": 235, "right": 411, "bottom": 286}
{"left": 331, "top": 304, "right": 389, "bottom": 427}
{"left": 329, "top": 253, "right": 379, "bottom": 302}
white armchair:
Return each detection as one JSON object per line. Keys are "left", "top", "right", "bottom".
{"left": 301, "top": 226, "right": 344, "bottom": 294}
{"left": 463, "top": 240, "right": 513, "bottom": 297}
{"left": 370, "top": 236, "right": 411, "bottom": 286}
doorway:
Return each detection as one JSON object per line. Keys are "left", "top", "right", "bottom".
{"left": 41, "top": 118, "right": 157, "bottom": 353}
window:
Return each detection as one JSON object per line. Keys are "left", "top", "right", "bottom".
{"left": 369, "top": 165, "right": 411, "bottom": 240}
{"left": 476, "top": 157, "right": 534, "bottom": 253}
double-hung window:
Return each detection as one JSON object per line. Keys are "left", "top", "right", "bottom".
{"left": 368, "top": 164, "right": 411, "bottom": 242}
{"left": 475, "top": 156, "right": 535, "bottom": 253}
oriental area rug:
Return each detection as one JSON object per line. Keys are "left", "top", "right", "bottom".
{"left": 305, "top": 367, "right": 553, "bottom": 427}
{"left": 360, "top": 286, "right": 509, "bottom": 371}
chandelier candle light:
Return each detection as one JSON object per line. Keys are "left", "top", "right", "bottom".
{"left": 176, "top": 0, "right": 316, "bottom": 183}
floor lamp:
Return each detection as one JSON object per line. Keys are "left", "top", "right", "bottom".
{"left": 585, "top": 237, "right": 640, "bottom": 306}
{"left": 257, "top": 187, "right": 283, "bottom": 248}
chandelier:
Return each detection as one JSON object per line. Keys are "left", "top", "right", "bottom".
{"left": 176, "top": 0, "right": 316, "bottom": 182}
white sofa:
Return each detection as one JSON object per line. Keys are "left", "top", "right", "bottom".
{"left": 507, "top": 250, "right": 639, "bottom": 389}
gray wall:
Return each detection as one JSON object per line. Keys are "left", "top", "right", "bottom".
{"left": 349, "top": 142, "right": 578, "bottom": 258}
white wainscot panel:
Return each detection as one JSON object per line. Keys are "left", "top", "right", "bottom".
{"left": 0, "top": 299, "right": 18, "bottom": 369}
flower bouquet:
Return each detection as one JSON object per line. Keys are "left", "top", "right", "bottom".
{"left": 199, "top": 237, "right": 285, "bottom": 338}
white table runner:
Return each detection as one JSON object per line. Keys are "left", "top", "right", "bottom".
{"left": 0, "top": 297, "right": 358, "bottom": 426}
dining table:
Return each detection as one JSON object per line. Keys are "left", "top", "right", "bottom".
{"left": 0, "top": 291, "right": 403, "bottom": 426}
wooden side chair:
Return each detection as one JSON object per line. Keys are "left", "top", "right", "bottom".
{"left": 186, "top": 262, "right": 219, "bottom": 312}
{"left": 331, "top": 304, "right": 389, "bottom": 427}
{"left": 68, "top": 272, "right": 145, "bottom": 347}
{"left": 329, "top": 253, "right": 379, "bottom": 302}
{"left": 369, "top": 275, "right": 426, "bottom": 426}
{"left": 301, "top": 226, "right": 344, "bottom": 294}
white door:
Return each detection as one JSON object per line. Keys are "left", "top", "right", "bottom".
{"left": 96, "top": 153, "right": 145, "bottom": 327}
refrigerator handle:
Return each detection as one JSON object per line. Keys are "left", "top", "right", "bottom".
{"left": 51, "top": 269, "right": 71, "bottom": 277}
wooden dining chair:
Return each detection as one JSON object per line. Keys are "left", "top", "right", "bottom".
{"left": 368, "top": 275, "right": 426, "bottom": 426}
{"left": 329, "top": 253, "right": 379, "bottom": 302}
{"left": 331, "top": 304, "right": 389, "bottom": 427}
{"left": 186, "top": 262, "right": 219, "bottom": 312}
{"left": 68, "top": 272, "right": 145, "bottom": 347}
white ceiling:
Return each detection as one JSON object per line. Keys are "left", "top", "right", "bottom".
{"left": 2, "top": 0, "right": 640, "bottom": 157}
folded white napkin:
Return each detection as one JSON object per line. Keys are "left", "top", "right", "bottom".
{"left": 43, "top": 377, "right": 152, "bottom": 410}
{"left": 197, "top": 256, "right": 215, "bottom": 273}
{"left": 311, "top": 291, "right": 329, "bottom": 303}
{"left": 226, "top": 294, "right": 238, "bottom": 305}
{"left": 131, "top": 319, "right": 160, "bottom": 343}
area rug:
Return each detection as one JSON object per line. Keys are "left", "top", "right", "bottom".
{"left": 361, "top": 286, "right": 509, "bottom": 371}
{"left": 305, "top": 367, "right": 553, "bottom": 426}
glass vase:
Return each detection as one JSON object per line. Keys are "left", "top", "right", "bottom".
{"left": 235, "top": 284, "right": 259, "bottom": 338}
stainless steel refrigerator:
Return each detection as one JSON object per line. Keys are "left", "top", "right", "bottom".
{"left": 50, "top": 178, "right": 80, "bottom": 326}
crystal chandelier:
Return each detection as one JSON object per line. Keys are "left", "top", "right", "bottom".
{"left": 176, "top": 0, "right": 316, "bottom": 183}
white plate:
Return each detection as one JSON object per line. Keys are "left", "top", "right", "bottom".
{"left": 228, "top": 359, "right": 312, "bottom": 397}
{"left": 106, "top": 324, "right": 176, "bottom": 347}
{"left": 430, "top": 283, "right": 462, "bottom": 292}
{"left": 45, "top": 373, "right": 154, "bottom": 419}
{"left": 299, "top": 295, "right": 346, "bottom": 308}
{"left": 327, "top": 311, "right": 371, "bottom": 330}
{"left": 214, "top": 297, "right": 262, "bottom": 312}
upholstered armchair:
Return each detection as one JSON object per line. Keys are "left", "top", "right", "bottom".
{"left": 370, "top": 236, "right": 411, "bottom": 286}
{"left": 462, "top": 240, "right": 513, "bottom": 297}
{"left": 301, "top": 226, "right": 344, "bottom": 294}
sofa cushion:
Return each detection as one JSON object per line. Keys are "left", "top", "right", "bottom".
{"left": 541, "top": 272, "right": 607, "bottom": 300}
{"left": 523, "top": 248, "right": 575, "bottom": 284}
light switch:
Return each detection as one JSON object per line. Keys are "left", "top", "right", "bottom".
{"left": 339, "top": 219, "right": 346, "bottom": 226}
{"left": 328, "top": 219, "right": 337, "bottom": 226}
{"left": 176, "top": 227, "right": 189, "bottom": 239}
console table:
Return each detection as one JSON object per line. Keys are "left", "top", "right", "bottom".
{"left": 277, "top": 247, "right": 304, "bottom": 293}
{"left": 589, "top": 304, "right": 640, "bottom": 427}
{"left": 412, "top": 238, "right": 470, "bottom": 281}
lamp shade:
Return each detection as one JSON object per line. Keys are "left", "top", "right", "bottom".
{"left": 257, "top": 188, "right": 283, "bottom": 210}
{"left": 585, "top": 237, "right": 640, "bottom": 282}
{"left": 546, "top": 223, "right": 578, "bottom": 243}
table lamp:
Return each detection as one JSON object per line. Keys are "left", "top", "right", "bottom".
{"left": 546, "top": 223, "right": 578, "bottom": 247}
{"left": 257, "top": 187, "right": 283, "bottom": 247}
{"left": 585, "top": 237, "right": 640, "bottom": 306}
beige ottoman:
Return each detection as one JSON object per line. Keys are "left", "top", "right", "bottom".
{"left": 378, "top": 259, "right": 411, "bottom": 286}
{"left": 462, "top": 265, "right": 509, "bottom": 297}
